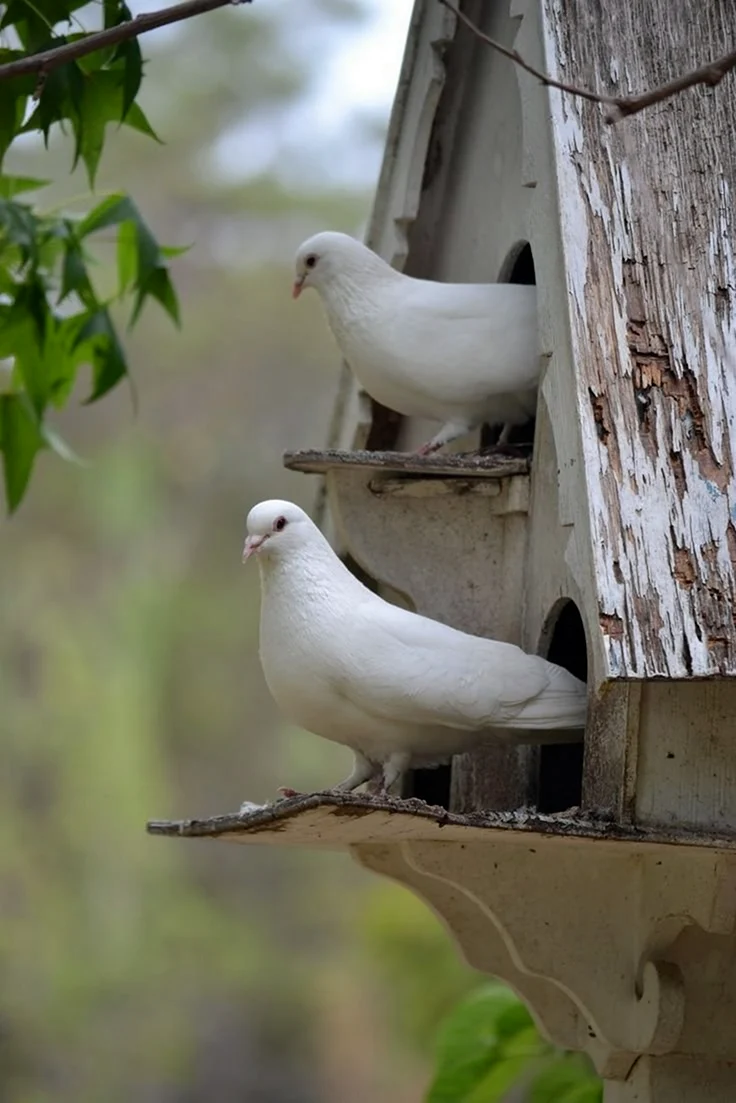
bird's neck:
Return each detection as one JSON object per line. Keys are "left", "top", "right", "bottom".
{"left": 319, "top": 261, "right": 398, "bottom": 326}
{"left": 258, "top": 543, "right": 362, "bottom": 610}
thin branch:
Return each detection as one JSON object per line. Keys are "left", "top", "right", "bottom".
{"left": 0, "top": 0, "right": 252, "bottom": 83}
{"left": 439, "top": 0, "right": 610, "bottom": 108}
{"left": 610, "top": 53, "right": 736, "bottom": 121}
{"left": 438, "top": 0, "right": 736, "bottom": 124}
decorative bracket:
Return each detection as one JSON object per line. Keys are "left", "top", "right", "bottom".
{"left": 148, "top": 792, "right": 736, "bottom": 1078}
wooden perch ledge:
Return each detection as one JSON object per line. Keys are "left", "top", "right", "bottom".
{"left": 283, "top": 448, "right": 530, "bottom": 480}
{"left": 146, "top": 790, "right": 736, "bottom": 853}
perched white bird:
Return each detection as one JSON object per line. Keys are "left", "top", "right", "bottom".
{"left": 243, "top": 500, "right": 587, "bottom": 794}
{"left": 292, "top": 231, "right": 540, "bottom": 454}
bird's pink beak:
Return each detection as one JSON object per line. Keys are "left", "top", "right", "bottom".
{"left": 292, "top": 276, "right": 305, "bottom": 300}
{"left": 242, "top": 534, "right": 268, "bottom": 562}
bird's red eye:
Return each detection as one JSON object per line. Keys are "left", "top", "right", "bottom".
{"left": 305, "top": 254, "right": 317, "bottom": 269}
{"left": 274, "top": 516, "right": 287, "bottom": 532}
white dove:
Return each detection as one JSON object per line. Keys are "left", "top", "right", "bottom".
{"left": 243, "top": 500, "right": 587, "bottom": 794}
{"left": 292, "top": 231, "right": 540, "bottom": 454}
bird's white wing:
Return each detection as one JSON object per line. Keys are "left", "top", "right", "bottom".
{"left": 331, "top": 599, "right": 552, "bottom": 732}
{"left": 400, "top": 277, "right": 536, "bottom": 325}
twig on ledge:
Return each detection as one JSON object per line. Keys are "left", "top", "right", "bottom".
{"left": 438, "top": 0, "right": 736, "bottom": 124}
{"left": 0, "top": 0, "right": 252, "bottom": 83}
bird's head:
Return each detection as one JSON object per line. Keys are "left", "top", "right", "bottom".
{"left": 292, "top": 231, "right": 381, "bottom": 300}
{"left": 242, "top": 500, "right": 312, "bottom": 563}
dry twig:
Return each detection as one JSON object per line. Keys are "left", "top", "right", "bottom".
{"left": 439, "top": 0, "right": 736, "bottom": 124}
{"left": 0, "top": 0, "right": 252, "bottom": 83}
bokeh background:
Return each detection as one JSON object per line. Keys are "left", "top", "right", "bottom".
{"left": 0, "top": 2, "right": 482, "bottom": 1099}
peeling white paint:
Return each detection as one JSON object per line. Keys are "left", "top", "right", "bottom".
{"left": 543, "top": 0, "right": 736, "bottom": 679}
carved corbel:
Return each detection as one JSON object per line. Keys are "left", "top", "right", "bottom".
{"left": 353, "top": 841, "right": 636, "bottom": 1080}
{"left": 396, "top": 839, "right": 736, "bottom": 1065}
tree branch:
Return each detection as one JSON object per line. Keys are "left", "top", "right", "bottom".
{"left": 0, "top": 0, "right": 252, "bottom": 83}
{"left": 438, "top": 0, "right": 736, "bottom": 124}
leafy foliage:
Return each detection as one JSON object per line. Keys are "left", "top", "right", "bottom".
{"left": 0, "top": 0, "right": 179, "bottom": 511}
{"left": 1, "top": 0, "right": 157, "bottom": 184}
{"left": 427, "top": 985, "right": 602, "bottom": 1103}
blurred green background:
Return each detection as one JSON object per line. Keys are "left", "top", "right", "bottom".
{"left": 0, "top": 2, "right": 486, "bottom": 1099}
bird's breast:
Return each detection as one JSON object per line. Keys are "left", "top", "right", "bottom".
{"left": 322, "top": 293, "right": 541, "bottom": 421}
{"left": 325, "top": 309, "right": 440, "bottom": 418}
{"left": 257, "top": 595, "right": 350, "bottom": 735}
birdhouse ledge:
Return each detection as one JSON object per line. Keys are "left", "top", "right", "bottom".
{"left": 146, "top": 789, "right": 736, "bottom": 851}
{"left": 282, "top": 447, "right": 530, "bottom": 480}
{"left": 148, "top": 792, "right": 736, "bottom": 1081}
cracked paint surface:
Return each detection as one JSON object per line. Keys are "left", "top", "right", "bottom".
{"left": 542, "top": 0, "right": 736, "bottom": 678}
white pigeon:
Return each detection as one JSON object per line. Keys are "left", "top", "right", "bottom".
{"left": 292, "top": 231, "right": 540, "bottom": 454}
{"left": 243, "top": 500, "right": 587, "bottom": 794}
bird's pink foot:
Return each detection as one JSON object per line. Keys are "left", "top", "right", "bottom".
{"left": 277, "top": 786, "right": 302, "bottom": 799}
{"left": 415, "top": 440, "right": 442, "bottom": 457}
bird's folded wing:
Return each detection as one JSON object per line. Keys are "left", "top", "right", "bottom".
{"left": 401, "top": 279, "right": 536, "bottom": 325}
{"left": 333, "top": 605, "right": 551, "bottom": 731}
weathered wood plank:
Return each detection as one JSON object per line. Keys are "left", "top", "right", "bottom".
{"left": 283, "top": 447, "right": 530, "bottom": 478}
{"left": 542, "top": 0, "right": 736, "bottom": 678}
{"left": 146, "top": 790, "right": 736, "bottom": 851}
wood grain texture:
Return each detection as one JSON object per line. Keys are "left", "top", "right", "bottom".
{"left": 635, "top": 681, "right": 736, "bottom": 831}
{"left": 145, "top": 789, "right": 736, "bottom": 850}
{"left": 283, "top": 447, "right": 530, "bottom": 478}
{"left": 542, "top": 0, "right": 736, "bottom": 678}
{"left": 605, "top": 1056, "right": 736, "bottom": 1102}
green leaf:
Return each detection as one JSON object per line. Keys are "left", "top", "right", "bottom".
{"left": 70, "top": 71, "right": 160, "bottom": 187}
{"left": 103, "top": 0, "right": 127, "bottom": 28}
{"left": 0, "top": 86, "right": 27, "bottom": 167}
{"left": 116, "top": 218, "right": 137, "bottom": 292}
{"left": 71, "top": 71, "right": 120, "bottom": 187}
{"left": 23, "top": 61, "right": 86, "bottom": 146}
{"left": 122, "top": 100, "right": 161, "bottom": 142}
{"left": 1, "top": 0, "right": 87, "bottom": 30}
{"left": 0, "top": 304, "right": 25, "bottom": 359}
{"left": 79, "top": 193, "right": 181, "bottom": 324}
{"left": 74, "top": 37, "right": 118, "bottom": 74}
{"left": 36, "top": 215, "right": 71, "bottom": 272}
{"left": 530, "top": 1054, "right": 602, "bottom": 1103}
{"left": 13, "top": 277, "right": 49, "bottom": 344}
{"left": 0, "top": 175, "right": 50, "bottom": 199}
{"left": 428, "top": 986, "right": 601, "bottom": 1103}
{"left": 427, "top": 986, "right": 526, "bottom": 1103}
{"left": 46, "top": 313, "right": 92, "bottom": 408}
{"left": 0, "top": 392, "right": 44, "bottom": 512}
{"left": 467, "top": 1054, "right": 536, "bottom": 1103}
{"left": 131, "top": 264, "right": 180, "bottom": 326}
{"left": 112, "top": 35, "right": 142, "bottom": 118}
{"left": 132, "top": 214, "right": 161, "bottom": 281}
{"left": 160, "top": 243, "right": 192, "bottom": 259}
{"left": 495, "top": 999, "right": 536, "bottom": 1041}
{"left": 60, "top": 236, "right": 97, "bottom": 307}
{"left": 0, "top": 265, "right": 17, "bottom": 294}
{"left": 76, "top": 307, "right": 128, "bottom": 401}
{"left": 0, "top": 199, "right": 39, "bottom": 263}
{"left": 78, "top": 192, "right": 137, "bottom": 237}
{"left": 5, "top": 286, "right": 77, "bottom": 416}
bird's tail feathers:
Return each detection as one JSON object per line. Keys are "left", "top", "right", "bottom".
{"left": 506, "top": 663, "right": 588, "bottom": 730}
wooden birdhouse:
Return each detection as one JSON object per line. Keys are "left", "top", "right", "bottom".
{"left": 150, "top": 0, "right": 736, "bottom": 1097}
